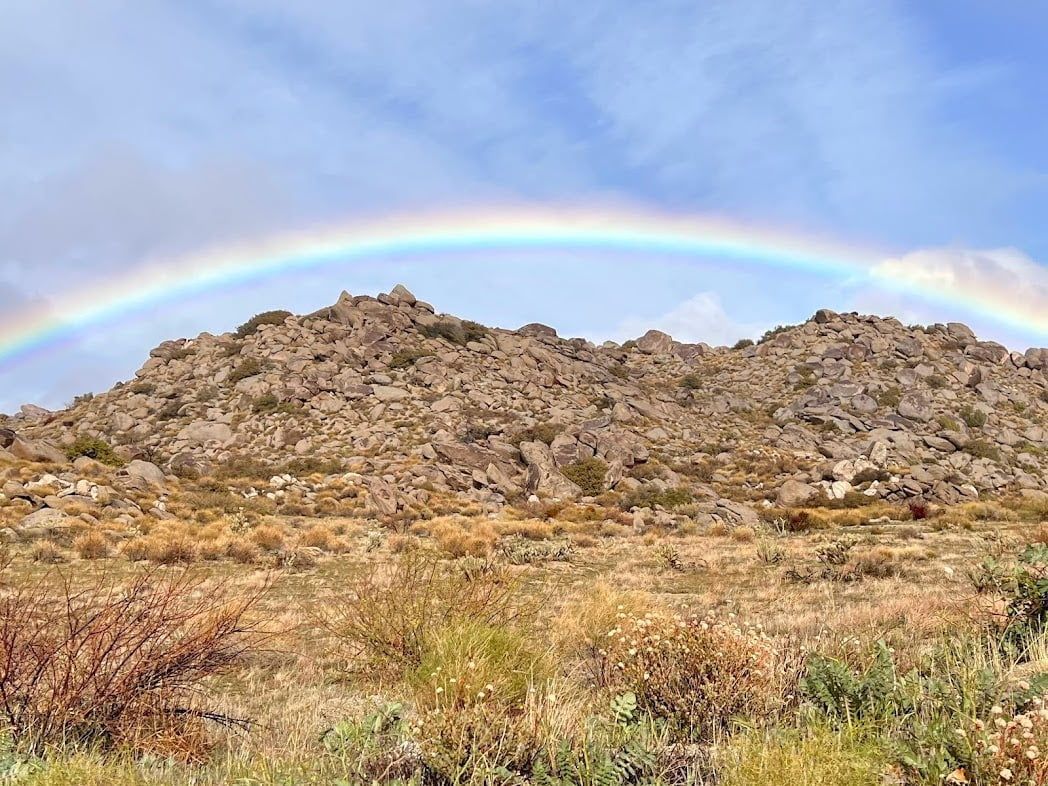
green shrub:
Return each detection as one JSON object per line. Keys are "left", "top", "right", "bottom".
{"left": 758, "top": 324, "right": 799, "bottom": 344}
{"left": 926, "top": 374, "right": 948, "bottom": 389}
{"left": 251, "top": 393, "right": 301, "bottom": 416}
{"left": 420, "top": 318, "right": 489, "bottom": 346}
{"left": 65, "top": 436, "right": 121, "bottom": 466}
{"left": 964, "top": 439, "right": 1000, "bottom": 461}
{"left": 509, "top": 422, "right": 562, "bottom": 446}
{"left": 877, "top": 386, "right": 902, "bottom": 408}
{"left": 389, "top": 348, "right": 432, "bottom": 369}
{"left": 679, "top": 373, "right": 703, "bottom": 389}
{"left": 561, "top": 458, "right": 609, "bottom": 496}
{"left": 619, "top": 485, "right": 694, "bottom": 511}
{"left": 732, "top": 338, "right": 755, "bottom": 350}
{"left": 228, "top": 358, "right": 265, "bottom": 384}
{"left": 234, "top": 310, "right": 291, "bottom": 338}
{"left": 801, "top": 641, "right": 898, "bottom": 721}
{"left": 960, "top": 405, "right": 988, "bottom": 429}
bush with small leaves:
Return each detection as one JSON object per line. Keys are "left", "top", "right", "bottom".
{"left": 961, "top": 405, "right": 988, "bottom": 429}
{"left": 65, "top": 436, "right": 121, "bottom": 466}
{"left": 596, "top": 609, "right": 794, "bottom": 741}
{"left": 235, "top": 310, "right": 291, "bottom": 338}
{"left": 228, "top": 358, "right": 265, "bottom": 384}
{"left": 965, "top": 439, "right": 1001, "bottom": 462}
{"left": 561, "top": 458, "right": 609, "bottom": 496}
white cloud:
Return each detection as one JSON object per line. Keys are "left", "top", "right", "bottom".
{"left": 867, "top": 247, "right": 1048, "bottom": 340}
{"left": 609, "top": 291, "right": 766, "bottom": 347}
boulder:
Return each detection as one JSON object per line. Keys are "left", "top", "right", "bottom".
{"left": 122, "top": 459, "right": 166, "bottom": 489}
{"left": 898, "top": 395, "right": 933, "bottom": 422}
{"left": 635, "top": 330, "right": 673, "bottom": 355}
{"left": 519, "top": 441, "right": 581, "bottom": 499}
{"left": 776, "top": 479, "right": 818, "bottom": 507}
{"left": 177, "top": 421, "right": 233, "bottom": 445}
{"left": 1, "top": 431, "right": 66, "bottom": 463}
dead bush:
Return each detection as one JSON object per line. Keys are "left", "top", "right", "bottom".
{"left": 430, "top": 519, "right": 497, "bottom": 558}
{"left": 73, "top": 531, "right": 110, "bottom": 560}
{"left": 0, "top": 568, "right": 266, "bottom": 756}
{"left": 248, "top": 524, "right": 285, "bottom": 552}
{"left": 30, "top": 540, "right": 68, "bottom": 564}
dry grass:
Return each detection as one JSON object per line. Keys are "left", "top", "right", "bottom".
{"left": 0, "top": 482, "right": 1044, "bottom": 784}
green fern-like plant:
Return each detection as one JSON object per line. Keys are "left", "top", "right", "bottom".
{"left": 801, "top": 641, "right": 898, "bottom": 722}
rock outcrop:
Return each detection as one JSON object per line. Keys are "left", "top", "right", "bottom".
{"left": 7, "top": 286, "right": 1047, "bottom": 511}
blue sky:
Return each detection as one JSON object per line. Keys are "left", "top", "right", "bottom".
{"left": 1, "top": 0, "right": 1046, "bottom": 411}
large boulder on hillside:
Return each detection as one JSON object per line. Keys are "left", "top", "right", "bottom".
{"left": 121, "top": 459, "right": 166, "bottom": 489}
{"left": 776, "top": 479, "right": 818, "bottom": 507}
{"left": 519, "top": 441, "right": 582, "bottom": 499}
{"left": 0, "top": 429, "right": 66, "bottom": 463}
{"left": 635, "top": 330, "right": 673, "bottom": 355}
{"left": 177, "top": 421, "right": 233, "bottom": 446}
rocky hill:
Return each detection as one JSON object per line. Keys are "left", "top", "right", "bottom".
{"left": 4, "top": 285, "right": 1047, "bottom": 525}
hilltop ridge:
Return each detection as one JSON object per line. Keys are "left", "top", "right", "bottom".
{"left": 3, "top": 285, "right": 1046, "bottom": 526}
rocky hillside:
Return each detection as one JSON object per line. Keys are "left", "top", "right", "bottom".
{"left": 5, "top": 285, "right": 1047, "bottom": 522}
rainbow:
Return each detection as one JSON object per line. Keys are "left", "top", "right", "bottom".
{"left": 0, "top": 207, "right": 1045, "bottom": 366}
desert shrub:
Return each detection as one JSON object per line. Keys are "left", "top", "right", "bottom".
{"left": 235, "top": 310, "right": 291, "bottom": 338}
{"left": 679, "top": 373, "right": 703, "bottom": 390}
{"left": 223, "top": 536, "right": 262, "bottom": 564}
{"left": 143, "top": 534, "right": 198, "bottom": 565}
{"left": 717, "top": 725, "right": 888, "bottom": 786}
{"left": 508, "top": 422, "right": 562, "bottom": 446}
{"left": 430, "top": 519, "right": 497, "bottom": 558}
{"left": 251, "top": 393, "right": 301, "bottom": 416}
{"left": 758, "top": 324, "right": 799, "bottom": 343}
{"left": 966, "top": 694, "right": 1048, "bottom": 785}
{"left": 389, "top": 348, "right": 432, "bottom": 369}
{"left": 0, "top": 569, "right": 265, "bottom": 756}
{"left": 732, "top": 338, "right": 754, "bottom": 350}
{"left": 65, "top": 436, "right": 121, "bottom": 467}
{"left": 228, "top": 358, "right": 265, "bottom": 384}
{"left": 926, "top": 374, "right": 948, "bottom": 389}
{"left": 965, "top": 439, "right": 1001, "bottom": 462}
{"left": 498, "top": 535, "right": 572, "bottom": 565}
{"left": 619, "top": 485, "right": 694, "bottom": 511}
{"left": 248, "top": 524, "right": 285, "bottom": 552}
{"left": 420, "top": 318, "right": 489, "bottom": 346}
{"left": 299, "top": 524, "right": 338, "bottom": 551}
{"left": 316, "top": 552, "right": 528, "bottom": 676}
{"left": 978, "top": 544, "right": 1048, "bottom": 652}
{"left": 561, "top": 458, "right": 608, "bottom": 496}
{"left": 960, "top": 404, "right": 988, "bottom": 429}
{"left": 731, "top": 525, "right": 756, "bottom": 543}
{"left": 30, "top": 541, "right": 67, "bottom": 564}
{"left": 877, "top": 386, "right": 902, "bottom": 408}
{"left": 73, "top": 531, "right": 110, "bottom": 560}
{"left": 595, "top": 609, "right": 794, "bottom": 741}
{"left": 762, "top": 508, "right": 818, "bottom": 533}
{"left": 909, "top": 498, "right": 932, "bottom": 520}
